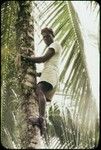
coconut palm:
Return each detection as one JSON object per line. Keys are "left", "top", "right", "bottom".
{"left": 1, "top": 1, "right": 99, "bottom": 149}
{"left": 1, "top": 1, "right": 44, "bottom": 149}
{"left": 15, "top": 1, "right": 45, "bottom": 149}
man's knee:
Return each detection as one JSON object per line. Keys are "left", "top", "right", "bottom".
{"left": 35, "top": 83, "right": 46, "bottom": 104}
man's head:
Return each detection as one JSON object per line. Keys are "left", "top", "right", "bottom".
{"left": 41, "top": 27, "right": 55, "bottom": 46}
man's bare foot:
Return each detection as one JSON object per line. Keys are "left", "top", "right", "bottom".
{"left": 28, "top": 116, "right": 46, "bottom": 135}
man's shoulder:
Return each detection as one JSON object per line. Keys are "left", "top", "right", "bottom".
{"left": 48, "top": 41, "right": 62, "bottom": 54}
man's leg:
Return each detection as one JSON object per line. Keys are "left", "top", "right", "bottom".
{"left": 29, "top": 82, "right": 51, "bottom": 135}
{"left": 35, "top": 83, "right": 46, "bottom": 118}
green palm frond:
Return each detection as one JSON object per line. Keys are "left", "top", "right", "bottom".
{"left": 1, "top": 53, "right": 19, "bottom": 148}
{"left": 1, "top": 2, "right": 20, "bottom": 146}
{"left": 35, "top": 0, "right": 99, "bottom": 123}
{"left": 34, "top": 1, "right": 99, "bottom": 148}
{"left": 1, "top": 1, "right": 18, "bottom": 50}
{"left": 47, "top": 103, "right": 97, "bottom": 149}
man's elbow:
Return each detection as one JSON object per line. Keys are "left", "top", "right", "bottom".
{"left": 37, "top": 56, "right": 50, "bottom": 63}
{"left": 36, "top": 57, "right": 46, "bottom": 63}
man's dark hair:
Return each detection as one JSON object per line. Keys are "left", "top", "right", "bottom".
{"left": 41, "top": 27, "right": 55, "bottom": 37}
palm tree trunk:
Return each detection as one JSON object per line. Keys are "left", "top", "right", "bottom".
{"left": 15, "top": 1, "right": 44, "bottom": 149}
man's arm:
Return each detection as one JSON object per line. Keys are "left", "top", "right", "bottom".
{"left": 21, "top": 48, "right": 55, "bottom": 63}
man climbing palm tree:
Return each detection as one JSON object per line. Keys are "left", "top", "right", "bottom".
{"left": 21, "top": 27, "right": 62, "bottom": 135}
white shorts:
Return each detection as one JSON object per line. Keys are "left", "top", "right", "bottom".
{"left": 39, "top": 67, "right": 59, "bottom": 101}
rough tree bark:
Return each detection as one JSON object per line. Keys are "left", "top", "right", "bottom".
{"left": 15, "top": 1, "right": 44, "bottom": 149}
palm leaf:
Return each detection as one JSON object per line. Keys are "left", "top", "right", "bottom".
{"left": 37, "top": 0, "right": 98, "bottom": 123}
{"left": 34, "top": 1, "right": 99, "bottom": 148}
